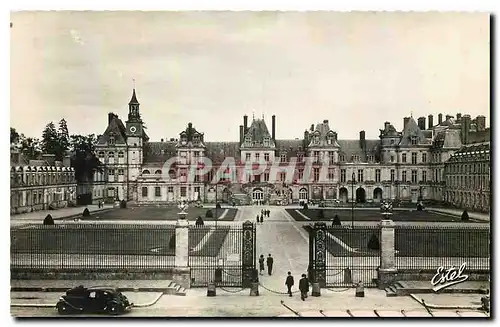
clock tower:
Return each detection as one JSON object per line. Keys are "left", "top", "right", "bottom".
{"left": 125, "top": 88, "right": 145, "bottom": 199}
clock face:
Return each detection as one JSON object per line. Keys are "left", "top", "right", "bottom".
{"left": 129, "top": 126, "right": 137, "bottom": 134}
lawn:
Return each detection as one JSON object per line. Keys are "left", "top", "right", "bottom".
{"left": 10, "top": 225, "right": 229, "bottom": 256}
{"left": 81, "top": 207, "right": 238, "bottom": 221}
{"left": 287, "top": 208, "right": 480, "bottom": 222}
{"left": 303, "top": 225, "right": 490, "bottom": 258}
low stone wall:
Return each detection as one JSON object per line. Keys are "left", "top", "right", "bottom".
{"left": 11, "top": 268, "right": 191, "bottom": 288}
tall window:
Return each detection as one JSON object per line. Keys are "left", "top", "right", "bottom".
{"left": 155, "top": 187, "right": 161, "bottom": 197}
{"left": 298, "top": 169, "right": 304, "bottom": 181}
{"left": 255, "top": 153, "right": 260, "bottom": 161}
{"left": 180, "top": 187, "right": 187, "bottom": 197}
{"left": 390, "top": 155, "right": 395, "bottom": 162}
{"left": 280, "top": 153, "right": 287, "bottom": 163}
{"left": 375, "top": 169, "right": 381, "bottom": 182}
{"left": 328, "top": 151, "right": 335, "bottom": 164}
{"left": 313, "top": 151, "right": 320, "bottom": 163}
{"left": 141, "top": 187, "right": 148, "bottom": 197}
{"left": 340, "top": 169, "right": 346, "bottom": 183}
{"left": 297, "top": 154, "right": 303, "bottom": 162}
{"left": 280, "top": 172, "right": 286, "bottom": 182}
{"left": 245, "top": 153, "right": 251, "bottom": 161}
{"left": 422, "top": 153, "right": 427, "bottom": 163}
{"left": 313, "top": 168, "right": 320, "bottom": 182}
{"left": 402, "top": 153, "right": 407, "bottom": 163}
{"left": 402, "top": 171, "right": 407, "bottom": 182}
{"left": 411, "top": 170, "right": 418, "bottom": 183}
{"left": 108, "top": 169, "right": 115, "bottom": 176}
{"left": 328, "top": 168, "right": 335, "bottom": 181}
{"left": 411, "top": 136, "right": 418, "bottom": 145}
{"left": 422, "top": 171, "right": 427, "bottom": 183}
{"left": 168, "top": 186, "right": 174, "bottom": 193}
{"left": 339, "top": 155, "right": 345, "bottom": 162}
{"left": 411, "top": 152, "right": 417, "bottom": 164}
{"left": 264, "top": 172, "right": 270, "bottom": 182}
{"left": 357, "top": 169, "right": 364, "bottom": 182}
{"left": 194, "top": 186, "right": 200, "bottom": 193}
{"left": 264, "top": 153, "right": 270, "bottom": 161}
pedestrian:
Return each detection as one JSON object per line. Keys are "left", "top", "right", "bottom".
{"left": 256, "top": 214, "right": 260, "bottom": 224}
{"left": 260, "top": 214, "right": 264, "bottom": 223}
{"left": 267, "top": 209, "right": 270, "bottom": 217}
{"left": 299, "top": 273, "right": 309, "bottom": 301}
{"left": 258, "top": 255, "right": 265, "bottom": 275}
{"left": 267, "top": 254, "right": 274, "bottom": 275}
{"left": 285, "top": 271, "right": 294, "bottom": 297}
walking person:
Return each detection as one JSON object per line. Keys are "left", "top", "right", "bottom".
{"left": 260, "top": 214, "right": 264, "bottom": 223}
{"left": 258, "top": 255, "right": 265, "bottom": 275}
{"left": 285, "top": 272, "right": 294, "bottom": 297}
{"left": 256, "top": 214, "right": 260, "bottom": 224}
{"left": 267, "top": 254, "right": 274, "bottom": 275}
{"left": 299, "top": 274, "right": 309, "bottom": 301}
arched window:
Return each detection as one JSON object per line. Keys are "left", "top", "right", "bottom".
{"left": 299, "top": 188, "right": 308, "bottom": 200}
{"left": 142, "top": 170, "right": 151, "bottom": 175}
{"left": 155, "top": 170, "right": 162, "bottom": 175}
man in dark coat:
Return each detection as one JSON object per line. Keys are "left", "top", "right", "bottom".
{"left": 258, "top": 255, "right": 265, "bottom": 275}
{"left": 299, "top": 274, "right": 309, "bottom": 301}
{"left": 260, "top": 214, "right": 264, "bottom": 223}
{"left": 285, "top": 271, "right": 294, "bottom": 297}
{"left": 256, "top": 214, "right": 260, "bottom": 224}
{"left": 266, "top": 254, "right": 274, "bottom": 275}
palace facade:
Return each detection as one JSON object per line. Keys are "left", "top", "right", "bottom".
{"left": 10, "top": 150, "right": 77, "bottom": 214}
{"left": 92, "top": 89, "right": 490, "bottom": 211}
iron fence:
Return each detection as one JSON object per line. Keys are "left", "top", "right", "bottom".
{"left": 188, "top": 223, "right": 255, "bottom": 288}
{"left": 11, "top": 224, "right": 176, "bottom": 270}
{"left": 394, "top": 225, "right": 490, "bottom": 271}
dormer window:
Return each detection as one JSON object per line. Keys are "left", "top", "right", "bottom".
{"left": 193, "top": 134, "right": 200, "bottom": 143}
{"left": 263, "top": 137, "right": 270, "bottom": 146}
{"left": 109, "top": 136, "right": 115, "bottom": 145}
{"left": 411, "top": 136, "right": 418, "bottom": 145}
{"left": 245, "top": 136, "right": 252, "bottom": 143}
{"left": 314, "top": 135, "right": 320, "bottom": 144}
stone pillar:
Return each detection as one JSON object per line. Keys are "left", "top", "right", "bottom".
{"left": 174, "top": 218, "right": 191, "bottom": 288}
{"left": 377, "top": 219, "right": 397, "bottom": 289}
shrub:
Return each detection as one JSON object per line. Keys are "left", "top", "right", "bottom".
{"left": 332, "top": 214, "right": 341, "bottom": 226}
{"left": 43, "top": 214, "right": 54, "bottom": 225}
{"left": 461, "top": 209, "right": 469, "bottom": 221}
{"left": 206, "top": 209, "right": 213, "bottom": 218}
{"left": 303, "top": 203, "right": 309, "bottom": 210}
{"left": 367, "top": 234, "right": 380, "bottom": 251}
{"left": 82, "top": 208, "right": 90, "bottom": 217}
{"left": 120, "top": 200, "right": 127, "bottom": 209}
{"left": 215, "top": 203, "right": 222, "bottom": 210}
{"left": 317, "top": 209, "right": 325, "bottom": 219}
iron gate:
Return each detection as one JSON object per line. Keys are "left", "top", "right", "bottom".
{"left": 189, "top": 221, "right": 256, "bottom": 288}
{"left": 309, "top": 222, "right": 380, "bottom": 288}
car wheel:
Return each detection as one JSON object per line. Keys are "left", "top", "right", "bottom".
{"left": 106, "top": 302, "right": 122, "bottom": 315}
{"left": 57, "top": 302, "right": 69, "bottom": 315}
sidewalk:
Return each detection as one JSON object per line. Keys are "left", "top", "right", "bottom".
{"left": 10, "top": 205, "right": 115, "bottom": 222}
{"left": 427, "top": 208, "right": 490, "bottom": 222}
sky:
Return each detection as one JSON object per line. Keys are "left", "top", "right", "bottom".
{"left": 10, "top": 11, "right": 490, "bottom": 141}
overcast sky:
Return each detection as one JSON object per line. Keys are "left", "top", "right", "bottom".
{"left": 10, "top": 11, "right": 490, "bottom": 141}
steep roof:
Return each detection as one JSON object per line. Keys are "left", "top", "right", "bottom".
{"left": 143, "top": 141, "right": 177, "bottom": 163}
{"left": 398, "top": 117, "right": 430, "bottom": 146}
{"left": 337, "top": 139, "right": 380, "bottom": 160}
{"left": 129, "top": 89, "right": 139, "bottom": 105}
{"left": 241, "top": 118, "right": 275, "bottom": 148}
{"left": 307, "top": 120, "right": 340, "bottom": 147}
{"left": 97, "top": 114, "right": 128, "bottom": 145}
{"left": 275, "top": 139, "right": 304, "bottom": 157}
{"left": 205, "top": 142, "right": 241, "bottom": 164}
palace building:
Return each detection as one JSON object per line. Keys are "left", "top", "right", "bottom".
{"left": 10, "top": 150, "right": 77, "bottom": 214}
{"left": 92, "top": 89, "right": 490, "bottom": 211}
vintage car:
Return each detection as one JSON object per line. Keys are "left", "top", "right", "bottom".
{"left": 56, "top": 286, "right": 133, "bottom": 315}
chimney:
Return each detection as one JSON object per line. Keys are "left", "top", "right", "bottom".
{"left": 243, "top": 115, "right": 248, "bottom": 134}
{"left": 428, "top": 114, "right": 434, "bottom": 129}
{"left": 304, "top": 130, "right": 309, "bottom": 143}
{"left": 446, "top": 114, "right": 453, "bottom": 121}
{"left": 462, "top": 115, "right": 471, "bottom": 144}
{"left": 403, "top": 117, "right": 410, "bottom": 129}
{"left": 476, "top": 115, "right": 486, "bottom": 132}
{"left": 323, "top": 119, "right": 329, "bottom": 124}
{"left": 161, "top": 138, "right": 164, "bottom": 142}
{"left": 108, "top": 112, "right": 115, "bottom": 124}
{"left": 417, "top": 117, "right": 426, "bottom": 130}
{"left": 239, "top": 125, "right": 244, "bottom": 143}
{"left": 456, "top": 113, "right": 462, "bottom": 121}
{"left": 310, "top": 124, "right": 314, "bottom": 132}
{"left": 42, "top": 154, "right": 56, "bottom": 166}
{"left": 359, "top": 130, "right": 366, "bottom": 150}
{"left": 272, "top": 115, "right": 276, "bottom": 141}
{"left": 384, "top": 122, "right": 390, "bottom": 130}
{"left": 438, "top": 113, "right": 443, "bottom": 124}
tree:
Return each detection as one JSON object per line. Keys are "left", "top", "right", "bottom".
{"left": 41, "top": 122, "right": 60, "bottom": 157}
{"left": 57, "top": 118, "right": 70, "bottom": 159}
{"left": 20, "top": 136, "right": 42, "bottom": 160}
{"left": 69, "top": 134, "right": 102, "bottom": 183}
{"left": 461, "top": 209, "right": 470, "bottom": 221}
{"left": 10, "top": 127, "right": 20, "bottom": 145}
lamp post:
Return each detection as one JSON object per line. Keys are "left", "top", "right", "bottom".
{"left": 215, "top": 181, "right": 218, "bottom": 228}
{"left": 351, "top": 172, "right": 355, "bottom": 229}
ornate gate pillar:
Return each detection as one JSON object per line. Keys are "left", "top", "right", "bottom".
{"left": 312, "top": 222, "right": 327, "bottom": 287}
{"left": 241, "top": 220, "right": 256, "bottom": 288}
